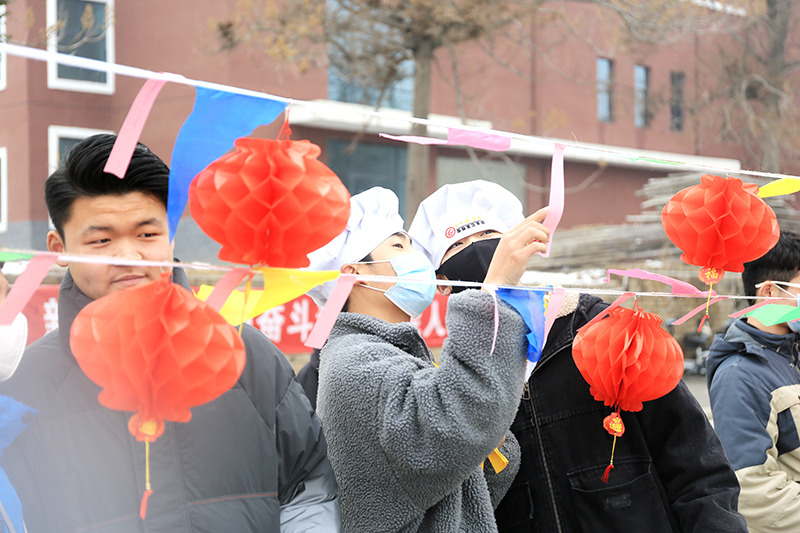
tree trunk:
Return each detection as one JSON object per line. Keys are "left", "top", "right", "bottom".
{"left": 405, "top": 37, "right": 434, "bottom": 224}
{"left": 761, "top": 0, "right": 790, "bottom": 173}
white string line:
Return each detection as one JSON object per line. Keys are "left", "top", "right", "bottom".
{"left": 0, "top": 249, "right": 773, "bottom": 302}
{"left": 1, "top": 42, "right": 792, "bottom": 182}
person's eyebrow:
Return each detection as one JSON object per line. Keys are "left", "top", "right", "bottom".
{"left": 137, "top": 218, "right": 164, "bottom": 228}
{"left": 80, "top": 218, "right": 164, "bottom": 236}
{"left": 81, "top": 225, "right": 113, "bottom": 236}
{"left": 393, "top": 231, "right": 411, "bottom": 243}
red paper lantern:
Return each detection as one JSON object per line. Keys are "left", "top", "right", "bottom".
{"left": 189, "top": 136, "right": 351, "bottom": 267}
{"left": 573, "top": 302, "right": 684, "bottom": 412}
{"left": 70, "top": 275, "right": 246, "bottom": 518}
{"left": 661, "top": 174, "right": 779, "bottom": 274}
{"left": 573, "top": 301, "right": 684, "bottom": 482}
{"left": 71, "top": 277, "right": 246, "bottom": 440}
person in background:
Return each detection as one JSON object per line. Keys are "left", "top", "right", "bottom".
{"left": 305, "top": 186, "right": 548, "bottom": 532}
{"left": 707, "top": 230, "right": 800, "bottom": 532}
{"left": 409, "top": 180, "right": 747, "bottom": 533}
{"left": 0, "top": 134, "right": 340, "bottom": 532}
{"left": 0, "top": 265, "right": 36, "bottom": 533}
{"left": 296, "top": 348, "right": 321, "bottom": 410}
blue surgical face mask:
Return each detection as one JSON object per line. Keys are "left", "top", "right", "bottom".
{"left": 358, "top": 251, "right": 436, "bottom": 318}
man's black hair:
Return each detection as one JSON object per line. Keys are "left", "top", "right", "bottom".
{"left": 742, "top": 230, "right": 800, "bottom": 305}
{"left": 45, "top": 134, "right": 169, "bottom": 238}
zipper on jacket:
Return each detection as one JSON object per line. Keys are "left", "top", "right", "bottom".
{"left": 528, "top": 343, "right": 569, "bottom": 533}
{"left": 522, "top": 381, "right": 530, "bottom": 401}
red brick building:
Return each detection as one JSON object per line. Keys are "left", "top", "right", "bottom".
{"left": 0, "top": 0, "right": 744, "bottom": 262}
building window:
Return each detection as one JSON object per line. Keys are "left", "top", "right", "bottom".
{"left": 670, "top": 71, "right": 685, "bottom": 132}
{"left": 48, "top": 126, "right": 113, "bottom": 175}
{"left": 634, "top": 65, "right": 650, "bottom": 128}
{"left": 597, "top": 58, "right": 613, "bottom": 123}
{"left": 0, "top": 3, "right": 7, "bottom": 92}
{"left": 0, "top": 147, "right": 7, "bottom": 233}
{"left": 328, "top": 62, "right": 414, "bottom": 111}
{"left": 326, "top": 138, "right": 408, "bottom": 214}
{"left": 326, "top": 0, "right": 413, "bottom": 111}
{"left": 46, "top": 0, "right": 115, "bottom": 94}
{"left": 436, "top": 155, "right": 527, "bottom": 212}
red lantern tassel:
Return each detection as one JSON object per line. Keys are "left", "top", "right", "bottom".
{"left": 140, "top": 438, "right": 153, "bottom": 520}
{"left": 140, "top": 489, "right": 152, "bottom": 520}
{"left": 601, "top": 463, "right": 614, "bottom": 483}
{"left": 601, "top": 434, "right": 618, "bottom": 484}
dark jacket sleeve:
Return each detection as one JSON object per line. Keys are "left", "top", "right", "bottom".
{"left": 637, "top": 382, "right": 748, "bottom": 532}
{"left": 239, "top": 325, "right": 340, "bottom": 531}
{"left": 295, "top": 349, "right": 321, "bottom": 411}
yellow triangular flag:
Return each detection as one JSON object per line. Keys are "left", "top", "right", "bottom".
{"left": 197, "top": 268, "right": 338, "bottom": 326}
{"left": 758, "top": 178, "right": 800, "bottom": 198}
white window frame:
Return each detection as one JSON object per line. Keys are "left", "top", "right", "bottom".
{"left": 48, "top": 125, "right": 113, "bottom": 175}
{"left": 0, "top": 147, "right": 8, "bottom": 233}
{"left": 46, "top": 0, "right": 115, "bottom": 94}
{"left": 0, "top": 3, "right": 7, "bottom": 92}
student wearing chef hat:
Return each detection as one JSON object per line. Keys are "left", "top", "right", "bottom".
{"left": 409, "top": 180, "right": 748, "bottom": 532}
{"left": 306, "top": 185, "right": 550, "bottom": 532}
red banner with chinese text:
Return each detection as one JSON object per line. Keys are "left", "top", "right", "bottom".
{"left": 22, "top": 286, "right": 449, "bottom": 353}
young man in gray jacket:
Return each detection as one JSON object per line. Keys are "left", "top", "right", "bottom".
{"left": 306, "top": 186, "right": 549, "bottom": 532}
{"left": 0, "top": 134, "right": 340, "bottom": 532}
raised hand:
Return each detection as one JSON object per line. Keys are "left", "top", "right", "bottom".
{"left": 483, "top": 207, "right": 550, "bottom": 288}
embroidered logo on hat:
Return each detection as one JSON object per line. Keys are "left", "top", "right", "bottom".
{"left": 448, "top": 216, "right": 486, "bottom": 237}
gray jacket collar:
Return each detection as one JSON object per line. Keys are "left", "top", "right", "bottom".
{"left": 330, "top": 312, "right": 433, "bottom": 363}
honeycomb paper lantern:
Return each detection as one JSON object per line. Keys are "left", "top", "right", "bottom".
{"left": 70, "top": 275, "right": 246, "bottom": 519}
{"left": 573, "top": 302, "right": 684, "bottom": 413}
{"left": 661, "top": 174, "right": 779, "bottom": 274}
{"left": 573, "top": 301, "right": 684, "bottom": 482}
{"left": 189, "top": 136, "right": 351, "bottom": 267}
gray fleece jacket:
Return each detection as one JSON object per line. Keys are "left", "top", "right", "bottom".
{"left": 317, "top": 289, "right": 527, "bottom": 532}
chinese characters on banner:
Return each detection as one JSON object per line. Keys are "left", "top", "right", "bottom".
{"left": 22, "top": 286, "right": 450, "bottom": 352}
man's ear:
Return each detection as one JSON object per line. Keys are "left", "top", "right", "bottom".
{"left": 47, "top": 231, "right": 69, "bottom": 268}
{"left": 758, "top": 281, "right": 776, "bottom": 299}
{"left": 436, "top": 273, "right": 452, "bottom": 296}
{"left": 341, "top": 264, "right": 357, "bottom": 275}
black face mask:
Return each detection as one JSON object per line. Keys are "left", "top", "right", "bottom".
{"left": 436, "top": 238, "right": 501, "bottom": 293}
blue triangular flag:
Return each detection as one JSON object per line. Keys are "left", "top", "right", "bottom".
{"left": 497, "top": 287, "right": 547, "bottom": 363}
{"left": 167, "top": 87, "right": 286, "bottom": 239}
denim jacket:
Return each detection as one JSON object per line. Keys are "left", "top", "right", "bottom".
{"left": 494, "top": 294, "right": 747, "bottom": 533}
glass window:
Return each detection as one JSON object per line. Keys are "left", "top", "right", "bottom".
{"left": 0, "top": 147, "right": 6, "bottom": 233}
{"left": 436, "top": 155, "right": 527, "bottom": 212}
{"left": 0, "top": 3, "right": 7, "bottom": 92}
{"left": 47, "top": 0, "right": 115, "bottom": 94}
{"left": 597, "top": 58, "right": 613, "bottom": 123}
{"left": 634, "top": 65, "right": 650, "bottom": 128}
{"left": 326, "top": 138, "right": 408, "bottom": 214}
{"left": 48, "top": 125, "right": 113, "bottom": 174}
{"left": 670, "top": 71, "right": 685, "bottom": 132}
{"left": 328, "top": 62, "right": 414, "bottom": 111}
{"left": 326, "top": 0, "right": 413, "bottom": 111}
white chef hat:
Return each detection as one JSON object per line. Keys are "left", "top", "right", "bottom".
{"left": 408, "top": 180, "right": 525, "bottom": 267}
{"left": 306, "top": 187, "right": 406, "bottom": 306}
